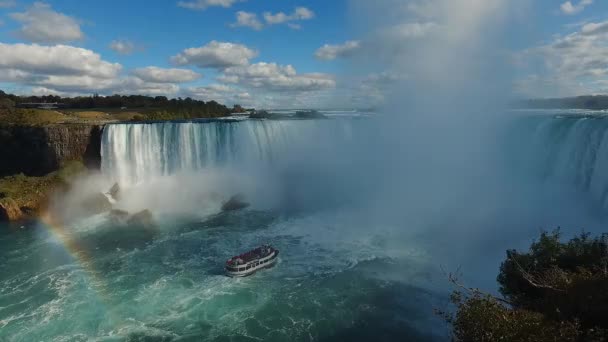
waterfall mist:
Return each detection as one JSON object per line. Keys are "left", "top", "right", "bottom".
{"left": 57, "top": 0, "right": 605, "bottom": 289}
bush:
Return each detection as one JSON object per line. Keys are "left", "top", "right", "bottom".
{"left": 442, "top": 230, "right": 608, "bottom": 341}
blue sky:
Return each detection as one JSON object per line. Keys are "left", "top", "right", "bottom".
{"left": 1, "top": 0, "right": 608, "bottom": 107}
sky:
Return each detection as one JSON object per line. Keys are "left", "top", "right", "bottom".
{"left": 0, "top": 0, "right": 608, "bottom": 108}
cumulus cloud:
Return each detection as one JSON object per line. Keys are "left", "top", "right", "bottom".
{"left": 10, "top": 2, "right": 84, "bottom": 43}
{"left": 0, "top": 42, "right": 192, "bottom": 96}
{"left": 184, "top": 84, "right": 252, "bottom": 105}
{"left": 515, "top": 19, "right": 608, "bottom": 97}
{"left": 132, "top": 66, "right": 201, "bottom": 83}
{"left": 221, "top": 62, "right": 335, "bottom": 92}
{"left": 177, "top": 0, "right": 242, "bottom": 10}
{"left": 109, "top": 39, "right": 139, "bottom": 55}
{"left": 231, "top": 11, "right": 263, "bottom": 30}
{"left": 560, "top": 0, "right": 593, "bottom": 15}
{"left": 171, "top": 41, "right": 258, "bottom": 69}
{"left": 0, "top": 43, "right": 121, "bottom": 78}
{"left": 263, "top": 7, "right": 315, "bottom": 28}
{"left": 315, "top": 41, "right": 362, "bottom": 61}
{"left": 0, "top": 0, "right": 16, "bottom": 8}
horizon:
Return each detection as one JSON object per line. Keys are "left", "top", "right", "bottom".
{"left": 1, "top": 1, "right": 608, "bottom": 109}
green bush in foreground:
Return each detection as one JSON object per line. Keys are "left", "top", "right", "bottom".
{"left": 441, "top": 230, "right": 608, "bottom": 341}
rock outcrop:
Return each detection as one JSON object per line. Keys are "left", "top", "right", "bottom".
{"left": 80, "top": 193, "right": 112, "bottom": 216}
{"left": 0, "top": 124, "right": 103, "bottom": 177}
{"left": 0, "top": 198, "right": 24, "bottom": 222}
{"left": 109, "top": 209, "right": 129, "bottom": 225}
{"left": 221, "top": 194, "right": 250, "bottom": 212}
{"left": 127, "top": 210, "right": 155, "bottom": 227}
{"left": 107, "top": 183, "right": 121, "bottom": 201}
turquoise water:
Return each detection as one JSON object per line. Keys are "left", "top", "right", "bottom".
{"left": 4, "top": 112, "right": 608, "bottom": 341}
{"left": 0, "top": 211, "right": 445, "bottom": 341}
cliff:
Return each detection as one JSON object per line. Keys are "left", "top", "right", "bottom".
{"left": 0, "top": 124, "right": 103, "bottom": 176}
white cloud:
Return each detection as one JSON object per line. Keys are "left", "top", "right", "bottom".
{"left": 132, "top": 66, "right": 201, "bottom": 83}
{"left": 10, "top": 2, "right": 84, "bottom": 43}
{"left": 263, "top": 7, "right": 315, "bottom": 28}
{"left": 0, "top": 42, "right": 189, "bottom": 96}
{"left": 0, "top": 43, "right": 121, "bottom": 78}
{"left": 171, "top": 41, "right": 258, "bottom": 69}
{"left": 221, "top": 62, "right": 335, "bottom": 92}
{"left": 177, "top": 0, "right": 242, "bottom": 10}
{"left": 231, "top": 11, "right": 263, "bottom": 30}
{"left": 515, "top": 19, "right": 608, "bottom": 97}
{"left": 109, "top": 40, "right": 138, "bottom": 55}
{"left": 315, "top": 41, "right": 361, "bottom": 61}
{"left": 0, "top": 0, "right": 16, "bottom": 8}
{"left": 560, "top": 0, "right": 593, "bottom": 15}
{"left": 184, "top": 84, "right": 252, "bottom": 105}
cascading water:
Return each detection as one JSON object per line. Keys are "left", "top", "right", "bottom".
{"left": 508, "top": 113, "right": 608, "bottom": 210}
{"left": 4, "top": 113, "right": 608, "bottom": 341}
{"left": 101, "top": 119, "right": 356, "bottom": 186}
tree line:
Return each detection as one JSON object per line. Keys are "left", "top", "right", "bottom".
{"left": 0, "top": 90, "right": 238, "bottom": 118}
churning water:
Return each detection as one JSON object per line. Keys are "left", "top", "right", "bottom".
{"left": 2, "top": 112, "right": 608, "bottom": 341}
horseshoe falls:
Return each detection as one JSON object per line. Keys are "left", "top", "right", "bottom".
{"left": 2, "top": 113, "right": 608, "bottom": 342}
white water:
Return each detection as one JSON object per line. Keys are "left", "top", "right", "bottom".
{"left": 101, "top": 119, "right": 357, "bottom": 186}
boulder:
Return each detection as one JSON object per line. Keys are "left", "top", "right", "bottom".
{"left": 107, "top": 182, "right": 121, "bottom": 201}
{"left": 221, "top": 194, "right": 250, "bottom": 212}
{"left": 127, "top": 210, "right": 155, "bottom": 228}
{"left": 81, "top": 192, "right": 112, "bottom": 216}
{"left": 109, "top": 209, "right": 129, "bottom": 225}
{"left": 0, "top": 198, "right": 24, "bottom": 222}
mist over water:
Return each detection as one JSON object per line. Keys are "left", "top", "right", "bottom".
{"left": 3, "top": 1, "right": 608, "bottom": 341}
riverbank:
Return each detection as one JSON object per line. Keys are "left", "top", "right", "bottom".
{"left": 0, "top": 161, "right": 86, "bottom": 221}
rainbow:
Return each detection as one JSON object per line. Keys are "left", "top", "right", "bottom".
{"left": 38, "top": 211, "right": 120, "bottom": 326}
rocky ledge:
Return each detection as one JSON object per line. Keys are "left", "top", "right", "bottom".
{"left": 0, "top": 124, "right": 104, "bottom": 177}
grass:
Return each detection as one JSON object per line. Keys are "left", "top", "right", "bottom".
{"left": 0, "top": 108, "right": 145, "bottom": 125}
{"left": 0, "top": 161, "right": 86, "bottom": 209}
{"left": 0, "top": 109, "right": 74, "bottom": 125}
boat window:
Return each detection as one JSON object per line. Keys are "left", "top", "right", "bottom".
{"left": 238, "top": 267, "right": 245, "bottom": 271}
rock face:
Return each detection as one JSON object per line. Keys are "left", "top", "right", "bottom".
{"left": 127, "top": 210, "right": 155, "bottom": 227}
{"left": 107, "top": 183, "right": 121, "bottom": 201}
{"left": 80, "top": 193, "right": 112, "bottom": 216}
{"left": 221, "top": 194, "right": 250, "bottom": 212}
{"left": 0, "top": 198, "right": 24, "bottom": 222}
{"left": 109, "top": 209, "right": 129, "bottom": 225}
{"left": 0, "top": 124, "right": 103, "bottom": 176}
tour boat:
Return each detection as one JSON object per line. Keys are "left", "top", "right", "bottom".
{"left": 225, "top": 245, "right": 279, "bottom": 277}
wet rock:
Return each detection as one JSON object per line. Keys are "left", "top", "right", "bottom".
{"left": 127, "top": 209, "right": 155, "bottom": 228}
{"left": 81, "top": 192, "right": 112, "bottom": 216}
{"left": 0, "top": 198, "right": 24, "bottom": 222}
{"left": 221, "top": 194, "right": 250, "bottom": 212}
{"left": 109, "top": 209, "right": 129, "bottom": 225}
{"left": 107, "top": 182, "right": 121, "bottom": 201}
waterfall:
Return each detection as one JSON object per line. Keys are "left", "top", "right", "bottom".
{"left": 101, "top": 119, "right": 355, "bottom": 185}
{"left": 508, "top": 114, "right": 608, "bottom": 209}
{"left": 100, "top": 115, "right": 608, "bottom": 210}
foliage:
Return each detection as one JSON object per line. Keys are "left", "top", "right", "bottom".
{"left": 442, "top": 292, "right": 581, "bottom": 342}
{"left": 442, "top": 230, "right": 608, "bottom": 341}
{"left": 0, "top": 108, "right": 72, "bottom": 125}
{"left": 0, "top": 89, "right": 233, "bottom": 124}
{"left": 0, "top": 161, "right": 86, "bottom": 210}
{"left": 0, "top": 90, "right": 232, "bottom": 117}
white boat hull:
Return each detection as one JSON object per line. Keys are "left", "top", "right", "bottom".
{"left": 226, "top": 250, "right": 279, "bottom": 277}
